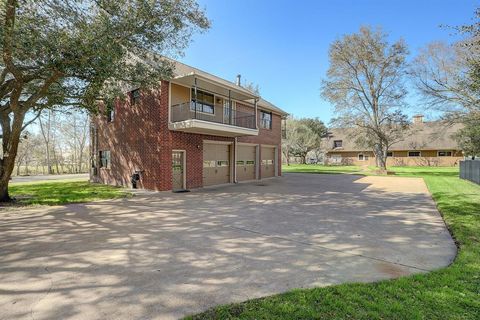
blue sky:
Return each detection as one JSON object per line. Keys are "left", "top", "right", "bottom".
{"left": 179, "top": 0, "right": 478, "bottom": 124}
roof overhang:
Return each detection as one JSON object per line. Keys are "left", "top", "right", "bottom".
{"left": 172, "top": 72, "right": 258, "bottom": 101}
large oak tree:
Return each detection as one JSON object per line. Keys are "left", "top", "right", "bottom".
{"left": 321, "top": 26, "right": 410, "bottom": 170}
{"left": 0, "top": 0, "right": 209, "bottom": 201}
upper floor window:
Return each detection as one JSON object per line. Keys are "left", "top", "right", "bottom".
{"left": 438, "top": 151, "right": 452, "bottom": 157}
{"left": 333, "top": 140, "right": 343, "bottom": 148}
{"left": 260, "top": 111, "right": 272, "bottom": 129}
{"left": 99, "top": 150, "right": 111, "bottom": 169}
{"left": 191, "top": 89, "right": 214, "bottom": 114}
{"left": 408, "top": 151, "right": 421, "bottom": 157}
{"left": 131, "top": 89, "right": 141, "bottom": 105}
{"left": 106, "top": 101, "right": 115, "bottom": 122}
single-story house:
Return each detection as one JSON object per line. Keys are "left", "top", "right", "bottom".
{"left": 324, "top": 115, "right": 464, "bottom": 167}
{"left": 90, "top": 58, "right": 288, "bottom": 191}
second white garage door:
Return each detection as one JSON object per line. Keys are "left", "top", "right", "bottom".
{"left": 261, "top": 146, "right": 276, "bottom": 178}
{"left": 237, "top": 145, "right": 256, "bottom": 181}
{"left": 203, "top": 143, "right": 231, "bottom": 186}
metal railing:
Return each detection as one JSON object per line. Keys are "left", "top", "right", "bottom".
{"left": 171, "top": 102, "right": 256, "bottom": 129}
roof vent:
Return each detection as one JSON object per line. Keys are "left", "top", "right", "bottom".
{"left": 413, "top": 114, "right": 424, "bottom": 124}
{"left": 236, "top": 74, "right": 241, "bottom": 86}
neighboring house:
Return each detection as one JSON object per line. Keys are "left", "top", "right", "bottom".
{"left": 324, "top": 115, "right": 464, "bottom": 167}
{"left": 90, "top": 59, "right": 287, "bottom": 191}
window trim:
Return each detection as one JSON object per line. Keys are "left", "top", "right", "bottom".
{"left": 437, "top": 150, "right": 453, "bottom": 157}
{"left": 408, "top": 151, "right": 421, "bottom": 157}
{"left": 99, "top": 150, "right": 111, "bottom": 169}
{"left": 106, "top": 101, "right": 115, "bottom": 123}
{"left": 259, "top": 110, "right": 272, "bottom": 129}
{"left": 130, "top": 89, "right": 141, "bottom": 105}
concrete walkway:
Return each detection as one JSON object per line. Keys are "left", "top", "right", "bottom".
{"left": 0, "top": 173, "right": 456, "bottom": 320}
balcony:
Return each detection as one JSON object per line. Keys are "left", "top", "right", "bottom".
{"left": 169, "top": 102, "right": 259, "bottom": 137}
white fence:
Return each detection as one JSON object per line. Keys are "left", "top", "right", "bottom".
{"left": 460, "top": 160, "right": 480, "bottom": 185}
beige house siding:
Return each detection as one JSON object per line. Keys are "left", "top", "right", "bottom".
{"left": 326, "top": 150, "right": 463, "bottom": 167}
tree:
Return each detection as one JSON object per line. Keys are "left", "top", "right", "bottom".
{"left": 321, "top": 26, "right": 410, "bottom": 171}
{"left": 410, "top": 41, "right": 479, "bottom": 120}
{"left": 455, "top": 114, "right": 480, "bottom": 159}
{"left": 0, "top": 0, "right": 209, "bottom": 201}
{"left": 282, "top": 117, "right": 326, "bottom": 164}
{"left": 410, "top": 11, "right": 480, "bottom": 156}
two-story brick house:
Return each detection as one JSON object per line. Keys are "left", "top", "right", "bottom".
{"left": 90, "top": 59, "right": 287, "bottom": 191}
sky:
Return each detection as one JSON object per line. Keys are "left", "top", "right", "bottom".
{"left": 178, "top": 0, "right": 478, "bottom": 124}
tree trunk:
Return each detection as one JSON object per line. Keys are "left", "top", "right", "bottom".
{"left": 0, "top": 110, "right": 28, "bottom": 202}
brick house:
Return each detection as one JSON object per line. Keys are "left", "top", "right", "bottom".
{"left": 90, "top": 59, "right": 287, "bottom": 191}
{"left": 324, "top": 115, "right": 464, "bottom": 167}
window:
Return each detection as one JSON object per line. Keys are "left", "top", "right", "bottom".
{"left": 203, "top": 160, "right": 216, "bottom": 168}
{"left": 246, "top": 160, "right": 255, "bottom": 165}
{"left": 408, "top": 151, "right": 421, "bottom": 157}
{"left": 358, "top": 154, "right": 364, "bottom": 161}
{"left": 260, "top": 111, "right": 272, "bottom": 129}
{"left": 191, "top": 89, "right": 214, "bottom": 114}
{"left": 438, "top": 151, "right": 452, "bottom": 157}
{"left": 333, "top": 140, "right": 343, "bottom": 148}
{"left": 106, "top": 101, "right": 115, "bottom": 122}
{"left": 236, "top": 160, "right": 245, "bottom": 165}
{"left": 387, "top": 151, "right": 393, "bottom": 157}
{"left": 217, "top": 160, "right": 229, "bottom": 167}
{"left": 131, "top": 89, "right": 141, "bottom": 105}
{"left": 99, "top": 150, "right": 111, "bottom": 168}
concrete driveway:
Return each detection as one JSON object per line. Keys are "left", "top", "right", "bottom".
{"left": 0, "top": 173, "right": 456, "bottom": 320}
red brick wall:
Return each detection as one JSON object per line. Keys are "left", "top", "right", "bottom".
{"left": 93, "top": 82, "right": 282, "bottom": 191}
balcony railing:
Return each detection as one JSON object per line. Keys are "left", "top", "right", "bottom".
{"left": 171, "top": 102, "right": 256, "bottom": 129}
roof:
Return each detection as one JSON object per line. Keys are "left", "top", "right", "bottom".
{"left": 166, "top": 58, "right": 288, "bottom": 116}
{"left": 325, "top": 121, "right": 463, "bottom": 152}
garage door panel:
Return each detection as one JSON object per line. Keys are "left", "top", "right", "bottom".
{"left": 237, "top": 145, "right": 256, "bottom": 181}
{"left": 261, "top": 146, "right": 275, "bottom": 178}
{"left": 203, "top": 143, "right": 231, "bottom": 186}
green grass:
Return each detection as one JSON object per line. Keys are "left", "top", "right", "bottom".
{"left": 8, "top": 180, "right": 130, "bottom": 206}
{"left": 186, "top": 165, "right": 480, "bottom": 320}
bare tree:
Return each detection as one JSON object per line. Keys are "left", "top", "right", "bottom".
{"left": 38, "top": 110, "right": 55, "bottom": 174}
{"left": 321, "top": 26, "right": 410, "bottom": 170}
{"left": 60, "top": 111, "right": 89, "bottom": 173}
{"left": 410, "top": 41, "right": 480, "bottom": 119}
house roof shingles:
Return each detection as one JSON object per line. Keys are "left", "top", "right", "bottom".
{"left": 326, "top": 121, "right": 463, "bottom": 152}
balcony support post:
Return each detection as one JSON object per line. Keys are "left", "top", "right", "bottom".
{"left": 228, "top": 90, "right": 232, "bottom": 125}
{"left": 194, "top": 77, "right": 198, "bottom": 119}
{"left": 254, "top": 98, "right": 258, "bottom": 129}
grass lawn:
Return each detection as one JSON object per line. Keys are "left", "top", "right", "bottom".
{"left": 187, "top": 165, "right": 480, "bottom": 320}
{"left": 8, "top": 179, "right": 130, "bottom": 206}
